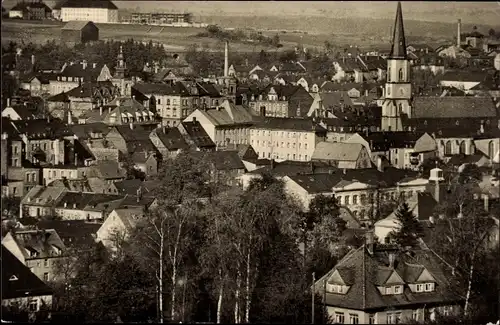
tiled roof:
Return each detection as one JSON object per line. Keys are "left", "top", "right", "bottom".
{"left": 87, "top": 160, "right": 126, "bottom": 180}
{"left": 132, "top": 82, "right": 192, "bottom": 97}
{"left": 247, "top": 160, "right": 337, "bottom": 177}
{"left": 114, "top": 179, "right": 144, "bottom": 196}
{"left": 59, "top": 62, "right": 106, "bottom": 81}
{"left": 411, "top": 97, "right": 497, "bottom": 119}
{"left": 441, "top": 70, "right": 488, "bottom": 82}
{"left": 61, "top": 0, "right": 118, "bottom": 9}
{"left": 152, "top": 127, "right": 189, "bottom": 151}
{"left": 314, "top": 246, "right": 462, "bottom": 310}
{"left": 360, "top": 131, "right": 425, "bottom": 151}
{"left": 112, "top": 207, "right": 144, "bottom": 231}
{"left": 1, "top": 246, "right": 53, "bottom": 300}
{"left": 312, "top": 142, "right": 364, "bottom": 162}
{"left": 70, "top": 122, "right": 110, "bottom": 140}
{"left": 66, "top": 80, "right": 115, "bottom": 98}
{"left": 180, "top": 121, "right": 216, "bottom": 149}
{"left": 198, "top": 100, "right": 254, "bottom": 126}
{"left": 11, "top": 118, "right": 73, "bottom": 139}
{"left": 36, "top": 220, "right": 101, "bottom": 250}
{"left": 21, "top": 185, "right": 67, "bottom": 206}
{"left": 203, "top": 151, "right": 246, "bottom": 171}
{"left": 8, "top": 229, "right": 66, "bottom": 260}
{"left": 61, "top": 21, "right": 96, "bottom": 31}
{"left": 251, "top": 117, "right": 326, "bottom": 133}
{"left": 47, "top": 91, "right": 70, "bottom": 102}
{"left": 319, "top": 92, "right": 354, "bottom": 109}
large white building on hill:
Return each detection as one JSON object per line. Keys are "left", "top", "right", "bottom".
{"left": 60, "top": 0, "right": 118, "bottom": 23}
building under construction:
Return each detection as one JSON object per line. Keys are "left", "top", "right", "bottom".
{"left": 130, "top": 12, "right": 193, "bottom": 25}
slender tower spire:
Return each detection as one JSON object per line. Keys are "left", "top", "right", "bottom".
{"left": 389, "top": 2, "right": 407, "bottom": 59}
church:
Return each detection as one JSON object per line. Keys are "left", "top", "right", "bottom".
{"left": 380, "top": 2, "right": 499, "bottom": 134}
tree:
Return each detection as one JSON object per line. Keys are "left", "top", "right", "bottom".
{"left": 279, "top": 50, "right": 298, "bottom": 63}
{"left": 386, "top": 202, "right": 424, "bottom": 248}
{"left": 272, "top": 34, "right": 281, "bottom": 47}
{"left": 488, "top": 28, "right": 496, "bottom": 37}
{"left": 420, "top": 157, "right": 448, "bottom": 178}
{"left": 458, "top": 164, "right": 482, "bottom": 185}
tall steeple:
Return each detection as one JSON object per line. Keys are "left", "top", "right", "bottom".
{"left": 115, "top": 45, "right": 126, "bottom": 80}
{"left": 389, "top": 2, "right": 407, "bottom": 59}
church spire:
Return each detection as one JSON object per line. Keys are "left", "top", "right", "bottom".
{"left": 389, "top": 1, "right": 407, "bottom": 59}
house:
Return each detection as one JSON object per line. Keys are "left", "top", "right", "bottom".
{"left": 474, "top": 136, "right": 500, "bottom": 164}
{"left": 314, "top": 92, "right": 355, "bottom": 118}
{"left": 184, "top": 99, "right": 255, "bottom": 148}
{"left": 314, "top": 233, "right": 463, "bottom": 324}
{"left": 345, "top": 132, "right": 437, "bottom": 170}
{"left": 35, "top": 220, "right": 101, "bottom": 251}
{"left": 1, "top": 246, "right": 53, "bottom": 320}
{"left": 249, "top": 117, "right": 327, "bottom": 161}
{"left": 101, "top": 97, "right": 158, "bottom": 127}
{"left": 96, "top": 207, "right": 144, "bottom": 251}
{"left": 9, "top": 1, "right": 52, "bottom": 20}
{"left": 177, "top": 120, "right": 217, "bottom": 151}
{"left": 65, "top": 80, "right": 118, "bottom": 118}
{"left": 2, "top": 229, "right": 66, "bottom": 283}
{"left": 149, "top": 126, "right": 188, "bottom": 161}
{"left": 60, "top": 0, "right": 118, "bottom": 23}
{"left": 49, "top": 61, "right": 113, "bottom": 96}
{"left": 130, "top": 151, "right": 158, "bottom": 178}
{"left": 53, "top": 191, "right": 124, "bottom": 221}
{"left": 439, "top": 70, "right": 487, "bottom": 91}
{"left": 312, "top": 142, "right": 372, "bottom": 169}
{"left": 52, "top": 1, "right": 62, "bottom": 20}
{"left": 19, "top": 74, "right": 53, "bottom": 97}
{"left": 104, "top": 124, "right": 157, "bottom": 156}
{"left": 86, "top": 160, "right": 126, "bottom": 182}
{"left": 200, "top": 150, "right": 246, "bottom": 186}
{"left": 20, "top": 185, "right": 67, "bottom": 218}
{"left": 2, "top": 102, "right": 40, "bottom": 121}
{"left": 61, "top": 21, "right": 99, "bottom": 45}
{"left": 248, "top": 84, "right": 313, "bottom": 118}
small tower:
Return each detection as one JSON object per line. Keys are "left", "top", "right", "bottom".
{"left": 115, "top": 45, "right": 127, "bottom": 80}
{"left": 428, "top": 165, "right": 445, "bottom": 204}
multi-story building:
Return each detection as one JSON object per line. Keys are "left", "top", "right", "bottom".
{"left": 248, "top": 84, "right": 313, "bottom": 118}
{"left": 184, "top": 99, "right": 255, "bottom": 148}
{"left": 60, "top": 0, "right": 118, "bottom": 23}
{"left": 49, "top": 61, "right": 113, "bottom": 96}
{"left": 249, "top": 117, "right": 327, "bottom": 162}
{"left": 9, "top": 1, "right": 52, "bottom": 20}
{"left": 129, "top": 12, "right": 193, "bottom": 25}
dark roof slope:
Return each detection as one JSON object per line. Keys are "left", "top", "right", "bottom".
{"left": 61, "top": 0, "right": 117, "bottom": 9}
{"left": 411, "top": 97, "right": 497, "bottom": 119}
{"left": 1, "top": 245, "right": 53, "bottom": 299}
{"left": 36, "top": 220, "right": 101, "bottom": 250}
{"left": 251, "top": 117, "right": 326, "bottom": 133}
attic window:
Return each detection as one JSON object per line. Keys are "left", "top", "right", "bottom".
{"left": 326, "top": 283, "right": 348, "bottom": 294}
{"left": 9, "top": 275, "right": 18, "bottom": 281}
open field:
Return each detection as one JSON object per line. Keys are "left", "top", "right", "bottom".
{"left": 1, "top": 19, "right": 295, "bottom": 53}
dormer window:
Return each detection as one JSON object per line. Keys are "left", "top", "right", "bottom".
{"left": 327, "top": 283, "right": 348, "bottom": 294}
{"left": 415, "top": 282, "right": 435, "bottom": 292}
{"left": 9, "top": 275, "right": 18, "bottom": 281}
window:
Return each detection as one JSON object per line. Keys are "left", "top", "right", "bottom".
{"left": 157, "top": 98, "right": 161, "bottom": 104}
{"left": 387, "top": 312, "right": 401, "bottom": 324}
{"left": 28, "top": 299, "right": 38, "bottom": 312}
{"left": 385, "top": 286, "right": 392, "bottom": 295}
{"left": 299, "top": 143, "right": 302, "bottom": 149}
{"left": 399, "top": 68, "right": 404, "bottom": 81}
{"left": 281, "top": 142, "right": 284, "bottom": 148}
{"left": 424, "top": 283, "right": 434, "bottom": 292}
{"left": 412, "top": 310, "right": 419, "bottom": 321}
{"left": 167, "top": 99, "right": 170, "bottom": 105}
{"left": 416, "top": 284, "right": 424, "bottom": 292}
{"left": 299, "top": 154, "right": 302, "bottom": 160}
{"left": 304, "top": 143, "right": 308, "bottom": 149}
{"left": 334, "top": 312, "right": 345, "bottom": 324}
{"left": 43, "top": 272, "right": 50, "bottom": 281}
{"left": 44, "top": 259, "right": 49, "bottom": 267}
{"left": 353, "top": 195, "right": 358, "bottom": 205}
{"left": 293, "top": 154, "right": 296, "bottom": 160}
{"left": 305, "top": 155, "right": 308, "bottom": 160}
{"left": 349, "top": 314, "right": 359, "bottom": 324}
{"left": 369, "top": 314, "right": 375, "bottom": 324}
{"left": 344, "top": 196, "right": 350, "bottom": 205}
{"left": 394, "top": 285, "right": 402, "bottom": 294}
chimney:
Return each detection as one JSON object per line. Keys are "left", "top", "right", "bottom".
{"left": 100, "top": 106, "right": 103, "bottom": 116}
{"left": 270, "top": 159, "right": 275, "bottom": 169}
{"left": 108, "top": 106, "right": 112, "bottom": 114}
{"left": 480, "top": 121, "right": 485, "bottom": 134}
{"left": 129, "top": 122, "right": 134, "bottom": 130}
{"left": 82, "top": 61, "right": 87, "bottom": 70}
{"left": 484, "top": 194, "right": 489, "bottom": 212}
{"left": 6, "top": 98, "right": 11, "bottom": 107}
{"left": 67, "top": 110, "right": 73, "bottom": 125}
{"left": 1, "top": 132, "right": 8, "bottom": 140}
{"left": 343, "top": 168, "right": 347, "bottom": 174}
{"left": 388, "top": 252, "right": 396, "bottom": 269}
{"left": 224, "top": 40, "right": 229, "bottom": 78}
{"left": 309, "top": 161, "right": 314, "bottom": 174}
{"left": 192, "top": 117, "right": 197, "bottom": 122}
{"left": 365, "top": 230, "right": 374, "bottom": 255}
{"left": 376, "top": 156, "right": 384, "bottom": 172}
{"left": 457, "top": 19, "right": 462, "bottom": 47}
{"left": 31, "top": 54, "right": 35, "bottom": 69}
{"left": 74, "top": 153, "right": 78, "bottom": 166}
{"left": 137, "top": 187, "right": 142, "bottom": 202}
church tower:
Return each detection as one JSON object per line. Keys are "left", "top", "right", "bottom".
{"left": 115, "top": 45, "right": 127, "bottom": 80}
{"left": 381, "top": 2, "right": 412, "bottom": 132}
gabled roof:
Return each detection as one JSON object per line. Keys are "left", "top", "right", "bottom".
{"left": 202, "top": 151, "right": 246, "bottom": 171}
{"left": 5, "top": 229, "right": 66, "bottom": 260}
{"left": 61, "top": 20, "right": 96, "bottom": 31}
{"left": 312, "top": 142, "right": 364, "bottom": 162}
{"left": 11, "top": 118, "right": 73, "bottom": 139}
{"left": 61, "top": 0, "right": 118, "bottom": 10}
{"left": 314, "top": 245, "right": 461, "bottom": 310}
{"left": 441, "top": 70, "right": 488, "bottom": 83}
{"left": 179, "top": 121, "right": 216, "bottom": 149}
{"left": 21, "top": 185, "right": 67, "bottom": 206}
{"left": 36, "top": 220, "right": 101, "bottom": 250}
{"left": 1, "top": 246, "right": 53, "bottom": 300}
{"left": 47, "top": 91, "right": 70, "bottom": 102}
{"left": 152, "top": 127, "right": 189, "bottom": 151}
{"left": 197, "top": 100, "right": 254, "bottom": 126}
{"left": 111, "top": 207, "right": 144, "bottom": 231}
{"left": 319, "top": 92, "right": 354, "bottom": 109}
{"left": 87, "top": 160, "right": 126, "bottom": 180}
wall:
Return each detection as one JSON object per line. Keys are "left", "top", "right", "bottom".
{"left": 42, "top": 167, "right": 84, "bottom": 186}
{"left": 81, "top": 24, "right": 99, "bottom": 43}
{"left": 25, "top": 256, "right": 66, "bottom": 282}
{"left": 49, "top": 80, "right": 79, "bottom": 96}
{"left": 105, "top": 128, "right": 127, "bottom": 153}
{"left": 54, "top": 207, "right": 102, "bottom": 221}
{"left": 62, "top": 7, "right": 112, "bottom": 23}
{"left": 214, "top": 126, "right": 250, "bottom": 148}
{"left": 2, "top": 295, "right": 53, "bottom": 313}
{"left": 250, "top": 128, "right": 319, "bottom": 161}
{"left": 436, "top": 137, "right": 475, "bottom": 157}
{"left": 96, "top": 210, "right": 127, "bottom": 251}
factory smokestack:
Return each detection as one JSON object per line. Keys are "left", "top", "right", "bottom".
{"left": 224, "top": 40, "right": 229, "bottom": 77}
{"left": 457, "top": 19, "right": 462, "bottom": 47}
